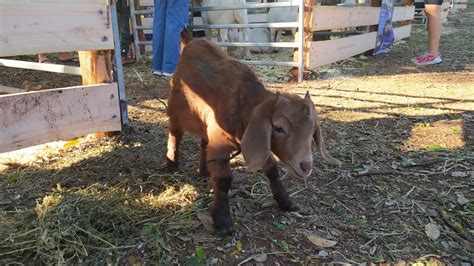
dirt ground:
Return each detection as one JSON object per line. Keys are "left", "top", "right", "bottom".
{"left": 1, "top": 6, "right": 473, "bottom": 266}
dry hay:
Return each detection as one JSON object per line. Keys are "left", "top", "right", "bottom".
{"left": 1, "top": 176, "right": 202, "bottom": 264}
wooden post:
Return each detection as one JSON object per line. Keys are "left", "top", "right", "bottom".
{"left": 369, "top": 0, "right": 382, "bottom": 30}
{"left": 400, "top": 0, "right": 414, "bottom": 26}
{"left": 78, "top": 50, "right": 116, "bottom": 138}
{"left": 313, "top": 0, "right": 338, "bottom": 41}
{"left": 78, "top": 50, "right": 112, "bottom": 84}
{"left": 292, "top": 0, "right": 316, "bottom": 81}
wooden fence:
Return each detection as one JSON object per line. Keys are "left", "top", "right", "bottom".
{"left": 0, "top": 0, "right": 127, "bottom": 153}
{"left": 309, "top": 5, "right": 415, "bottom": 67}
{"left": 130, "top": 0, "right": 415, "bottom": 74}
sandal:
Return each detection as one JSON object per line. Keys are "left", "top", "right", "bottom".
{"left": 39, "top": 59, "right": 53, "bottom": 64}
{"left": 38, "top": 53, "right": 52, "bottom": 63}
{"left": 58, "top": 52, "right": 79, "bottom": 62}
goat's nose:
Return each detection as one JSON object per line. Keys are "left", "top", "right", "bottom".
{"left": 300, "top": 161, "right": 312, "bottom": 174}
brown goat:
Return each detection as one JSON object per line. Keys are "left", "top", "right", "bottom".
{"left": 166, "top": 30, "right": 341, "bottom": 235}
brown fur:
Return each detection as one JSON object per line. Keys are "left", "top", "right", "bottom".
{"left": 165, "top": 30, "right": 340, "bottom": 235}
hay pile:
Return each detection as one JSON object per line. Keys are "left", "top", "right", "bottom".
{"left": 1, "top": 181, "right": 199, "bottom": 264}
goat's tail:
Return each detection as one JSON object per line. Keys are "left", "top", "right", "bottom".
{"left": 180, "top": 27, "right": 193, "bottom": 47}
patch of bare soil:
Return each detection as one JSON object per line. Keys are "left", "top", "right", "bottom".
{"left": 1, "top": 6, "right": 473, "bottom": 265}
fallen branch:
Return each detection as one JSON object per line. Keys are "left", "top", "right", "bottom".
{"left": 355, "top": 168, "right": 400, "bottom": 176}
{"left": 438, "top": 207, "right": 474, "bottom": 242}
{"left": 405, "top": 158, "right": 445, "bottom": 167}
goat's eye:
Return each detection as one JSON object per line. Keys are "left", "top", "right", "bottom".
{"left": 274, "top": 126, "right": 286, "bottom": 134}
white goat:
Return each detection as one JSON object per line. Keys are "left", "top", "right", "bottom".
{"left": 200, "top": 0, "right": 251, "bottom": 58}
{"left": 267, "top": 0, "right": 298, "bottom": 42}
{"left": 249, "top": 28, "right": 274, "bottom": 53}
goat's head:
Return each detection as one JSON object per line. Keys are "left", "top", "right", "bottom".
{"left": 241, "top": 91, "right": 341, "bottom": 178}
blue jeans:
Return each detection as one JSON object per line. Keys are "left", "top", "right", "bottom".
{"left": 152, "top": 0, "right": 189, "bottom": 73}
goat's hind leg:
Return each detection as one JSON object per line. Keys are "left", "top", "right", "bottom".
{"left": 263, "top": 157, "right": 297, "bottom": 211}
{"left": 199, "top": 138, "right": 210, "bottom": 177}
{"left": 165, "top": 124, "right": 183, "bottom": 172}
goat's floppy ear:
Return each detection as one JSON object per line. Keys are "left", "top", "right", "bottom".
{"left": 313, "top": 121, "right": 342, "bottom": 166}
{"left": 241, "top": 96, "right": 277, "bottom": 172}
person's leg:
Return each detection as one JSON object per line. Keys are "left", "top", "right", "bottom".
{"left": 424, "top": 3, "right": 442, "bottom": 54}
{"left": 161, "top": 0, "right": 189, "bottom": 74}
{"left": 117, "top": 0, "right": 131, "bottom": 56}
{"left": 411, "top": 0, "right": 442, "bottom": 65}
{"left": 38, "top": 53, "right": 50, "bottom": 63}
{"left": 152, "top": 0, "right": 167, "bottom": 72}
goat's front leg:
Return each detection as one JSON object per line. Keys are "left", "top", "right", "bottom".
{"left": 165, "top": 126, "right": 183, "bottom": 171}
{"left": 201, "top": 11, "right": 213, "bottom": 41}
{"left": 219, "top": 29, "right": 229, "bottom": 54}
{"left": 209, "top": 161, "right": 233, "bottom": 235}
{"left": 263, "top": 156, "right": 297, "bottom": 211}
{"left": 242, "top": 28, "right": 251, "bottom": 59}
{"left": 207, "top": 141, "right": 235, "bottom": 236}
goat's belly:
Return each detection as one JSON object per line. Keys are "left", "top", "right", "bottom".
{"left": 175, "top": 107, "right": 206, "bottom": 137}
{"left": 172, "top": 103, "right": 213, "bottom": 138}
{"left": 207, "top": 10, "right": 235, "bottom": 24}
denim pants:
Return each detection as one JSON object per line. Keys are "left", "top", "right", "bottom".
{"left": 152, "top": 0, "right": 189, "bottom": 73}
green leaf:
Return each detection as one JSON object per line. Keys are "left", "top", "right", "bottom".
{"left": 272, "top": 221, "right": 287, "bottom": 231}
{"left": 374, "top": 254, "right": 384, "bottom": 262}
{"left": 8, "top": 171, "right": 20, "bottom": 183}
{"left": 279, "top": 240, "right": 290, "bottom": 252}
{"left": 426, "top": 144, "right": 446, "bottom": 152}
{"left": 141, "top": 224, "right": 153, "bottom": 237}
{"left": 195, "top": 246, "right": 206, "bottom": 262}
{"left": 454, "top": 222, "right": 466, "bottom": 235}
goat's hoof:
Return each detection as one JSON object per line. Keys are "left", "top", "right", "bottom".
{"left": 215, "top": 224, "right": 234, "bottom": 236}
{"left": 213, "top": 216, "right": 234, "bottom": 236}
{"left": 279, "top": 201, "right": 298, "bottom": 212}
{"left": 164, "top": 164, "right": 179, "bottom": 173}
{"left": 164, "top": 159, "right": 179, "bottom": 172}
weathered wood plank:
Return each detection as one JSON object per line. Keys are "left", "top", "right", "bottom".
{"left": 0, "top": 83, "right": 121, "bottom": 153}
{"left": 453, "top": 4, "right": 467, "bottom": 9}
{"left": 0, "top": 85, "right": 26, "bottom": 94}
{"left": 313, "top": 6, "right": 415, "bottom": 31}
{"left": 78, "top": 50, "right": 113, "bottom": 85}
{"left": 392, "top": 6, "right": 415, "bottom": 21}
{"left": 0, "top": 59, "right": 81, "bottom": 75}
{"left": 309, "top": 25, "right": 411, "bottom": 68}
{"left": 78, "top": 50, "right": 116, "bottom": 138}
{"left": 313, "top": 6, "right": 379, "bottom": 30}
{"left": 0, "top": 0, "right": 114, "bottom": 57}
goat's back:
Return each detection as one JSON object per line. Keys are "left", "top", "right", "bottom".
{"left": 170, "top": 38, "right": 269, "bottom": 139}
